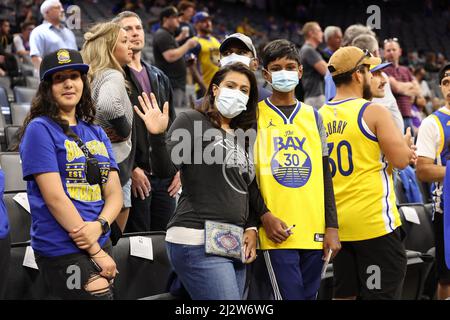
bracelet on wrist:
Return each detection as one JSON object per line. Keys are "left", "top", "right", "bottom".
{"left": 90, "top": 248, "right": 102, "bottom": 257}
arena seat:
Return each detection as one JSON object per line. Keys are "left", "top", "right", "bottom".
{"left": 10, "top": 102, "right": 30, "bottom": 126}
{"left": 5, "top": 125, "right": 20, "bottom": 151}
{"left": 4, "top": 192, "right": 31, "bottom": 244}
{"left": 402, "top": 250, "right": 433, "bottom": 300}
{"left": 25, "top": 76, "right": 39, "bottom": 90}
{"left": 398, "top": 204, "right": 435, "bottom": 253}
{"left": 398, "top": 204, "right": 435, "bottom": 299}
{"left": 0, "top": 86, "right": 10, "bottom": 113}
{"left": 112, "top": 231, "right": 172, "bottom": 300}
{"left": 5, "top": 242, "right": 49, "bottom": 300}
{"left": 0, "top": 152, "right": 26, "bottom": 192}
{"left": 13, "top": 86, "right": 36, "bottom": 104}
{"left": 394, "top": 176, "right": 408, "bottom": 205}
{"left": 0, "top": 86, "right": 9, "bottom": 149}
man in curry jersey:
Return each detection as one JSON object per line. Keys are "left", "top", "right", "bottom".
{"left": 416, "top": 64, "right": 450, "bottom": 299}
{"left": 255, "top": 39, "right": 341, "bottom": 300}
{"left": 190, "top": 12, "right": 220, "bottom": 97}
{"left": 320, "top": 46, "right": 415, "bottom": 299}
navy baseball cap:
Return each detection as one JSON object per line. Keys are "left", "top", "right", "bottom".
{"left": 40, "top": 49, "right": 89, "bottom": 81}
{"left": 192, "top": 11, "right": 211, "bottom": 24}
{"left": 370, "top": 62, "right": 392, "bottom": 73}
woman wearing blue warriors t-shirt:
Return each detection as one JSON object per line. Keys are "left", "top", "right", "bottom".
{"left": 0, "top": 169, "right": 10, "bottom": 299}
{"left": 18, "top": 49, "right": 123, "bottom": 299}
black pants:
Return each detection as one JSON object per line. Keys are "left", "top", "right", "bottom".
{"left": 0, "top": 234, "right": 10, "bottom": 299}
{"left": 333, "top": 228, "right": 407, "bottom": 300}
{"left": 125, "top": 175, "right": 176, "bottom": 232}
{"left": 35, "top": 241, "right": 113, "bottom": 300}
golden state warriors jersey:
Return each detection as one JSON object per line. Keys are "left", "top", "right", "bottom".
{"left": 193, "top": 36, "right": 220, "bottom": 89}
{"left": 319, "top": 98, "right": 401, "bottom": 241}
{"left": 255, "top": 99, "right": 325, "bottom": 250}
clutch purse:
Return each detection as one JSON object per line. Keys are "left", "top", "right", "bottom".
{"left": 204, "top": 220, "right": 244, "bottom": 262}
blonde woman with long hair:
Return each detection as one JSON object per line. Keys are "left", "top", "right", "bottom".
{"left": 81, "top": 22, "right": 133, "bottom": 234}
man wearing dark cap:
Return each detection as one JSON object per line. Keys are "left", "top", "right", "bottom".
{"left": 190, "top": 11, "right": 220, "bottom": 97}
{"left": 416, "top": 64, "right": 450, "bottom": 300}
{"left": 219, "top": 33, "right": 271, "bottom": 101}
{"left": 153, "top": 6, "right": 198, "bottom": 109}
{"left": 320, "top": 46, "right": 416, "bottom": 299}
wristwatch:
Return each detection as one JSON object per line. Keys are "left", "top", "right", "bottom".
{"left": 96, "top": 217, "right": 110, "bottom": 235}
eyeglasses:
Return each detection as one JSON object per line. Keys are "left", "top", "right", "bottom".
{"left": 384, "top": 37, "right": 399, "bottom": 44}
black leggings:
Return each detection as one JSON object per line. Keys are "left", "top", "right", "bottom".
{"left": 35, "top": 241, "right": 114, "bottom": 300}
{"left": 0, "top": 234, "right": 10, "bottom": 299}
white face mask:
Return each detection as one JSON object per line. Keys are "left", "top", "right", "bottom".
{"left": 215, "top": 87, "right": 249, "bottom": 119}
{"left": 270, "top": 70, "right": 299, "bottom": 92}
{"left": 220, "top": 53, "right": 252, "bottom": 67}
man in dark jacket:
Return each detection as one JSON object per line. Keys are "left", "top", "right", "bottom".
{"left": 113, "top": 11, "right": 180, "bottom": 232}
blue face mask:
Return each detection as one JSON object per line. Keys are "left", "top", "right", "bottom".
{"left": 270, "top": 70, "right": 299, "bottom": 92}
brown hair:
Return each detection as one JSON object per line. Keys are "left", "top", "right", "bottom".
{"left": 178, "top": 1, "right": 196, "bottom": 12}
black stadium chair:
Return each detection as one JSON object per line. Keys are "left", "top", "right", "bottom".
{"left": 5, "top": 242, "right": 49, "bottom": 300}
{"left": 398, "top": 204, "right": 435, "bottom": 253}
{"left": 394, "top": 176, "right": 408, "bottom": 205}
{"left": 112, "top": 231, "right": 173, "bottom": 300}
{"left": 398, "top": 204, "right": 436, "bottom": 299}
{"left": 4, "top": 192, "right": 31, "bottom": 244}
{"left": 402, "top": 250, "right": 431, "bottom": 300}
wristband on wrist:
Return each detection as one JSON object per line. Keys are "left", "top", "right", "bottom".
{"left": 90, "top": 248, "right": 102, "bottom": 257}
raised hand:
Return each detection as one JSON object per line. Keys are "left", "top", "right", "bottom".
{"left": 134, "top": 92, "right": 169, "bottom": 134}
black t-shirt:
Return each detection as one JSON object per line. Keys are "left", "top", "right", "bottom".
{"left": 150, "top": 110, "right": 267, "bottom": 230}
{"left": 153, "top": 27, "right": 187, "bottom": 89}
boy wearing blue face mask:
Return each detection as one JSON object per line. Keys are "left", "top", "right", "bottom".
{"left": 254, "top": 39, "right": 341, "bottom": 300}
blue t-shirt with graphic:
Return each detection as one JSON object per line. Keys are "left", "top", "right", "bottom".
{"left": 19, "top": 117, "right": 119, "bottom": 257}
{"left": 0, "top": 169, "right": 9, "bottom": 239}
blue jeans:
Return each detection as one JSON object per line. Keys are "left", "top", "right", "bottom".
{"left": 166, "top": 242, "right": 246, "bottom": 300}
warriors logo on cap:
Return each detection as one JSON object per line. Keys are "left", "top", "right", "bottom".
{"left": 57, "top": 49, "right": 71, "bottom": 65}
